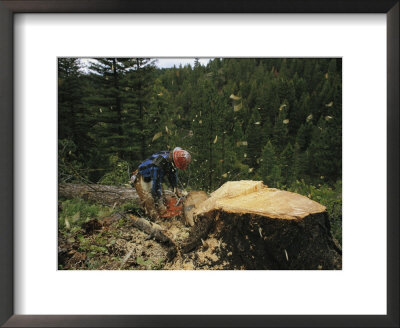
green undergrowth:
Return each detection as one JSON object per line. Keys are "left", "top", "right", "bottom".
{"left": 288, "top": 180, "right": 342, "bottom": 244}
{"left": 58, "top": 197, "right": 166, "bottom": 270}
{"left": 136, "top": 257, "right": 165, "bottom": 270}
{"left": 58, "top": 198, "right": 113, "bottom": 230}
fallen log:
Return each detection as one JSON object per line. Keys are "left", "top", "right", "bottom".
{"left": 119, "top": 245, "right": 135, "bottom": 269}
{"left": 126, "top": 214, "right": 177, "bottom": 260}
{"left": 59, "top": 183, "right": 139, "bottom": 206}
{"left": 182, "top": 180, "right": 342, "bottom": 270}
{"left": 128, "top": 215, "right": 169, "bottom": 243}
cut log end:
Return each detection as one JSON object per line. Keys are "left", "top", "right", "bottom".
{"left": 183, "top": 191, "right": 209, "bottom": 226}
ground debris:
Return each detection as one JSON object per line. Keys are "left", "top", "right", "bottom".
{"left": 58, "top": 181, "right": 341, "bottom": 270}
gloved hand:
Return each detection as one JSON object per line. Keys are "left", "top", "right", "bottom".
{"left": 174, "top": 187, "right": 188, "bottom": 198}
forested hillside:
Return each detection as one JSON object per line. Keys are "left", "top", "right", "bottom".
{"left": 58, "top": 58, "right": 342, "bottom": 244}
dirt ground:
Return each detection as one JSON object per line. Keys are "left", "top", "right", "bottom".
{"left": 58, "top": 211, "right": 228, "bottom": 270}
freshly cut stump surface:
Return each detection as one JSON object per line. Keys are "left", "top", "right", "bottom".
{"left": 195, "top": 180, "right": 326, "bottom": 220}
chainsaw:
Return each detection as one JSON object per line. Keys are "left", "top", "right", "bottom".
{"left": 159, "top": 190, "right": 188, "bottom": 218}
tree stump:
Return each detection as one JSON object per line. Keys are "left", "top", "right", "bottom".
{"left": 182, "top": 180, "right": 342, "bottom": 270}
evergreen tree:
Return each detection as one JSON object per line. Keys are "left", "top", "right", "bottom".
{"left": 280, "top": 142, "right": 294, "bottom": 185}
{"left": 258, "top": 140, "right": 282, "bottom": 187}
{"left": 245, "top": 109, "right": 263, "bottom": 169}
{"left": 58, "top": 58, "right": 92, "bottom": 181}
{"left": 291, "top": 142, "right": 309, "bottom": 182}
{"left": 58, "top": 58, "right": 87, "bottom": 147}
{"left": 123, "top": 59, "right": 156, "bottom": 162}
{"left": 272, "top": 102, "right": 289, "bottom": 152}
{"left": 308, "top": 116, "right": 341, "bottom": 182}
{"left": 87, "top": 58, "right": 130, "bottom": 159}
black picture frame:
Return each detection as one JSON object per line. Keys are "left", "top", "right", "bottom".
{"left": 0, "top": 1, "right": 398, "bottom": 327}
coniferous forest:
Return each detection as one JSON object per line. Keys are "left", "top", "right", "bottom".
{"left": 58, "top": 58, "right": 342, "bottom": 270}
{"left": 59, "top": 58, "right": 341, "bottom": 185}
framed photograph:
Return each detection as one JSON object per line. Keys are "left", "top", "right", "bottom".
{"left": 1, "top": 1, "right": 398, "bottom": 327}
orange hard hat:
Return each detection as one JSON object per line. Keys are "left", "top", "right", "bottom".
{"left": 172, "top": 147, "right": 191, "bottom": 170}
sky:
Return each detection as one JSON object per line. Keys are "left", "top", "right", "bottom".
{"left": 155, "top": 58, "right": 211, "bottom": 68}
{"left": 79, "top": 58, "right": 211, "bottom": 70}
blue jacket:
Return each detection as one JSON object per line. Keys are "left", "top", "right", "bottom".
{"left": 138, "top": 151, "right": 178, "bottom": 199}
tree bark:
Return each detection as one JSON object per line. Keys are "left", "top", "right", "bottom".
{"left": 59, "top": 183, "right": 139, "bottom": 206}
